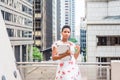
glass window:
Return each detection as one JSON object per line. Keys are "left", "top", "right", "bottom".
{"left": 28, "top": 8, "right": 32, "bottom": 15}
{"left": 1, "top": 0, "right": 5, "bottom": 3}
{"left": 13, "top": 0, "right": 17, "bottom": 8}
{"left": 13, "top": 14, "right": 17, "bottom": 23}
{"left": 24, "top": 18, "right": 32, "bottom": 26}
{"left": 27, "top": 0, "right": 33, "bottom": 4}
{"left": 5, "top": 12, "right": 12, "bottom": 21}
{"left": 35, "top": 36, "right": 41, "bottom": 40}
{"left": 22, "top": 30, "right": 32, "bottom": 38}
{"left": 22, "top": 31, "right": 27, "bottom": 37}
{"left": 28, "top": 31, "right": 32, "bottom": 37}
{"left": 97, "top": 36, "right": 120, "bottom": 46}
{"left": 22, "top": 5, "right": 27, "bottom": 12}
{"left": 17, "top": 30, "right": 21, "bottom": 37}
{"left": 7, "top": 28, "right": 14, "bottom": 37}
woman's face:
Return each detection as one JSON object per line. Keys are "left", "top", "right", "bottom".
{"left": 61, "top": 28, "right": 70, "bottom": 39}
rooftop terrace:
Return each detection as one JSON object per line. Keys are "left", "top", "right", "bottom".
{"left": 16, "top": 61, "right": 119, "bottom": 80}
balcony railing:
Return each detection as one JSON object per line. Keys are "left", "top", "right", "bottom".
{"left": 16, "top": 61, "right": 111, "bottom": 80}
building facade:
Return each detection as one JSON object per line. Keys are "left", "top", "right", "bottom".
{"left": 41, "top": 0, "right": 53, "bottom": 50}
{"left": 52, "top": 0, "right": 61, "bottom": 42}
{"left": 33, "top": 0, "right": 53, "bottom": 50}
{"left": 33, "top": 0, "right": 53, "bottom": 60}
{"left": 86, "top": 0, "right": 120, "bottom": 62}
{"left": 86, "top": 0, "right": 120, "bottom": 79}
{"left": 0, "top": 0, "right": 33, "bottom": 62}
{"left": 33, "top": 0, "right": 42, "bottom": 49}
{"left": 80, "top": 17, "right": 86, "bottom": 62}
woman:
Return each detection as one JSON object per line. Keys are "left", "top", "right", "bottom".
{"left": 52, "top": 25, "right": 82, "bottom": 80}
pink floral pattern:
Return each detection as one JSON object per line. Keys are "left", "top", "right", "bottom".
{"left": 53, "top": 41, "right": 82, "bottom": 80}
{"left": 55, "top": 61, "right": 81, "bottom": 80}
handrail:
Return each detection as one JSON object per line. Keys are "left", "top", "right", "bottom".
{"left": 16, "top": 61, "right": 111, "bottom": 65}
{"left": 16, "top": 61, "right": 111, "bottom": 68}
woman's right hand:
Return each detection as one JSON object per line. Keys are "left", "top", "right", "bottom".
{"left": 52, "top": 47, "right": 71, "bottom": 60}
{"left": 65, "top": 50, "right": 71, "bottom": 56}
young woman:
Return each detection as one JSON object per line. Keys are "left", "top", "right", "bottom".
{"left": 52, "top": 25, "right": 82, "bottom": 80}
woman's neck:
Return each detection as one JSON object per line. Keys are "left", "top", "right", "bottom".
{"left": 61, "top": 39, "right": 68, "bottom": 42}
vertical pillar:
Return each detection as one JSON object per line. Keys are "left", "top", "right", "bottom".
{"left": 26, "top": 44, "right": 28, "bottom": 62}
{"left": 111, "top": 60, "right": 120, "bottom": 80}
{"left": 30, "top": 44, "right": 33, "bottom": 61}
{"left": 12, "top": 45, "right": 15, "bottom": 56}
{"left": 106, "top": 67, "right": 110, "bottom": 80}
{"left": 20, "top": 45, "right": 22, "bottom": 62}
{"left": 12, "top": 45, "right": 16, "bottom": 61}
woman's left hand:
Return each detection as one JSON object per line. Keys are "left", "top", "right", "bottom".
{"left": 75, "top": 45, "right": 80, "bottom": 52}
{"left": 74, "top": 45, "right": 80, "bottom": 59}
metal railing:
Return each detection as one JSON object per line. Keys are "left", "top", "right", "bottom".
{"left": 16, "top": 61, "right": 111, "bottom": 80}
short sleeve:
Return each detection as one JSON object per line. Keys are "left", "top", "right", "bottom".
{"left": 68, "top": 41, "right": 76, "bottom": 47}
{"left": 51, "top": 41, "right": 57, "bottom": 50}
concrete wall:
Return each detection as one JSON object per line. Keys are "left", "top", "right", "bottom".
{"left": 86, "top": 0, "right": 120, "bottom": 18}
{"left": 86, "top": 2, "right": 107, "bottom": 21}
{"left": 87, "top": 24, "right": 120, "bottom": 62}
{"left": 86, "top": 0, "right": 120, "bottom": 62}
{"left": 20, "top": 62, "right": 110, "bottom": 80}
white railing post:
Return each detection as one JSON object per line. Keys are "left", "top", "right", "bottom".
{"left": 111, "top": 60, "right": 120, "bottom": 80}
{"left": 107, "top": 67, "right": 110, "bottom": 80}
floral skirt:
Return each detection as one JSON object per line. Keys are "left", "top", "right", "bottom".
{"left": 55, "top": 60, "right": 82, "bottom": 80}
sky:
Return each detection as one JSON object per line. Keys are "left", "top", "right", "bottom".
{"left": 75, "top": 0, "right": 85, "bottom": 41}
{"left": 75, "top": 0, "right": 85, "bottom": 27}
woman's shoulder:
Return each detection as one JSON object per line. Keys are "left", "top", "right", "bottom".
{"left": 52, "top": 40, "right": 64, "bottom": 49}
{"left": 53, "top": 40, "right": 62, "bottom": 44}
{"left": 68, "top": 41, "right": 75, "bottom": 46}
{"left": 52, "top": 40, "right": 63, "bottom": 46}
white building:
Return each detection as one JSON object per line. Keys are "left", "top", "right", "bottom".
{"left": 85, "top": 1, "right": 120, "bottom": 79}
{"left": 86, "top": 0, "right": 120, "bottom": 62}
{"left": 0, "top": 0, "right": 33, "bottom": 62}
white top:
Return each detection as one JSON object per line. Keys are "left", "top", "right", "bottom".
{"left": 52, "top": 40, "right": 76, "bottom": 61}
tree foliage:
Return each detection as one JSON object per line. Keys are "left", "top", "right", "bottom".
{"left": 33, "top": 46, "right": 43, "bottom": 61}
{"left": 69, "top": 37, "right": 78, "bottom": 43}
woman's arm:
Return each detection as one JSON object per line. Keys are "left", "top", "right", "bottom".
{"left": 74, "top": 45, "right": 80, "bottom": 60}
{"left": 52, "top": 46, "right": 71, "bottom": 60}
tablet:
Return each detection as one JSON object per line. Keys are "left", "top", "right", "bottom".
{"left": 57, "top": 44, "right": 70, "bottom": 54}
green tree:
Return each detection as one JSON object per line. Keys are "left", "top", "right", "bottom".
{"left": 33, "top": 46, "right": 43, "bottom": 61}
{"left": 69, "top": 37, "right": 78, "bottom": 43}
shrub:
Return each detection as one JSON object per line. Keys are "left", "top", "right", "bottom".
{"left": 33, "top": 46, "right": 43, "bottom": 61}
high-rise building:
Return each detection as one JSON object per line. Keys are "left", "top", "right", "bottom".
{"left": 33, "top": 0, "right": 53, "bottom": 50}
{"left": 52, "top": 0, "right": 61, "bottom": 41}
{"left": 0, "top": 0, "right": 33, "bottom": 62}
{"left": 60, "top": 0, "right": 75, "bottom": 38}
{"left": 41, "top": 0, "right": 53, "bottom": 50}
{"left": 52, "top": 0, "right": 75, "bottom": 41}
{"left": 33, "top": 0, "right": 42, "bottom": 49}
{"left": 52, "top": 0, "right": 76, "bottom": 59}
{"left": 33, "top": 0, "right": 53, "bottom": 60}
